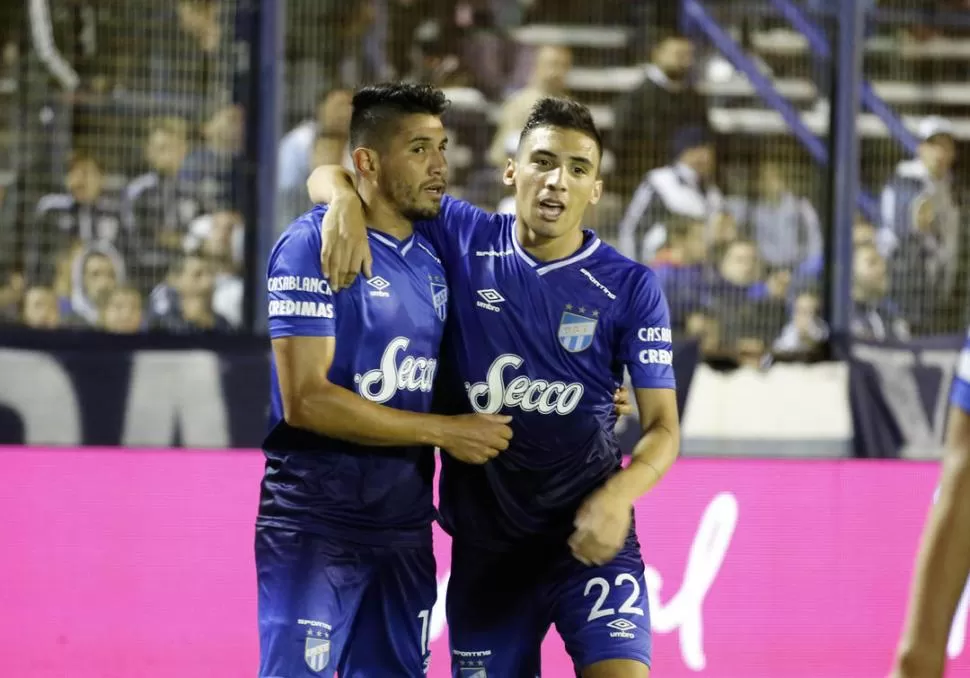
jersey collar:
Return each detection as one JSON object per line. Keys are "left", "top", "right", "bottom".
{"left": 510, "top": 220, "right": 602, "bottom": 276}
{"left": 368, "top": 228, "right": 415, "bottom": 257}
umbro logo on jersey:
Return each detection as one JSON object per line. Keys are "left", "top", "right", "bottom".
{"left": 367, "top": 276, "right": 391, "bottom": 298}
{"left": 476, "top": 288, "right": 504, "bottom": 313}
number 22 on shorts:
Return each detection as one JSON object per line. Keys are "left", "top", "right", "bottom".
{"left": 584, "top": 574, "right": 645, "bottom": 622}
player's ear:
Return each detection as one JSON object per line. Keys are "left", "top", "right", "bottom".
{"left": 502, "top": 159, "right": 516, "bottom": 187}
{"left": 589, "top": 178, "right": 603, "bottom": 205}
{"left": 352, "top": 147, "right": 379, "bottom": 181}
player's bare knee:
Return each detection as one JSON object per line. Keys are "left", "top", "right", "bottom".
{"left": 581, "top": 658, "right": 650, "bottom": 678}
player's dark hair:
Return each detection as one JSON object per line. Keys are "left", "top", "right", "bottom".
{"left": 349, "top": 83, "right": 450, "bottom": 151}
{"left": 518, "top": 97, "right": 603, "bottom": 160}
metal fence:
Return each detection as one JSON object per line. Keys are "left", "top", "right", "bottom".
{"left": 4, "top": 0, "right": 970, "bottom": 366}
{"left": 1, "top": 0, "right": 248, "bottom": 333}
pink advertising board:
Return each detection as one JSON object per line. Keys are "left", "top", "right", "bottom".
{"left": 1, "top": 447, "right": 968, "bottom": 678}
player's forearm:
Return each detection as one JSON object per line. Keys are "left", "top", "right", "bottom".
{"left": 307, "top": 165, "right": 357, "bottom": 204}
{"left": 605, "top": 422, "right": 680, "bottom": 505}
{"left": 897, "top": 452, "right": 970, "bottom": 669}
{"left": 287, "top": 384, "right": 446, "bottom": 449}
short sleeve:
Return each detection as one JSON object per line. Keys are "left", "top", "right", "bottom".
{"left": 617, "top": 273, "right": 677, "bottom": 390}
{"left": 951, "top": 329, "right": 970, "bottom": 413}
{"left": 266, "top": 216, "right": 337, "bottom": 339}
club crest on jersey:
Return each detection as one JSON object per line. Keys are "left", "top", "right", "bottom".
{"left": 304, "top": 636, "right": 330, "bottom": 672}
{"left": 558, "top": 306, "right": 598, "bottom": 353}
{"left": 429, "top": 275, "right": 448, "bottom": 322}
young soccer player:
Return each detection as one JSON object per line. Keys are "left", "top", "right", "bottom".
{"left": 310, "top": 96, "right": 680, "bottom": 678}
{"left": 257, "top": 83, "right": 514, "bottom": 677}
{"left": 892, "top": 329, "right": 970, "bottom": 678}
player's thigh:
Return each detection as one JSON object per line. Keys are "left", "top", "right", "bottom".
{"left": 446, "top": 540, "right": 547, "bottom": 677}
{"left": 552, "top": 545, "right": 653, "bottom": 675}
{"left": 255, "top": 527, "right": 371, "bottom": 678}
{"left": 339, "top": 544, "right": 438, "bottom": 677}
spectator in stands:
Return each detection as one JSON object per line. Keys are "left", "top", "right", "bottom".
{"left": 774, "top": 289, "right": 829, "bottom": 359}
{"left": 747, "top": 266, "right": 794, "bottom": 346}
{"left": 405, "top": 20, "right": 476, "bottom": 89}
{"left": 487, "top": 44, "right": 572, "bottom": 168}
{"left": 611, "top": 32, "right": 710, "bottom": 197}
{"left": 278, "top": 88, "right": 352, "bottom": 193}
{"left": 122, "top": 117, "right": 200, "bottom": 288}
{"left": 684, "top": 310, "right": 721, "bottom": 358}
{"left": 710, "top": 239, "right": 760, "bottom": 296}
{"left": 851, "top": 243, "right": 911, "bottom": 342}
{"left": 652, "top": 215, "right": 710, "bottom": 327}
{"left": 30, "top": 152, "right": 122, "bottom": 285}
{"left": 149, "top": 253, "right": 232, "bottom": 333}
{"left": 732, "top": 160, "right": 823, "bottom": 269}
{"left": 0, "top": 272, "right": 23, "bottom": 325}
{"left": 183, "top": 209, "right": 244, "bottom": 328}
{"left": 181, "top": 104, "right": 243, "bottom": 209}
{"left": 21, "top": 286, "right": 60, "bottom": 330}
{"left": 153, "top": 0, "right": 232, "bottom": 113}
{"left": 617, "top": 126, "right": 723, "bottom": 263}
{"left": 280, "top": 130, "right": 350, "bottom": 226}
{"left": 103, "top": 287, "right": 144, "bottom": 334}
{"left": 0, "top": 173, "right": 21, "bottom": 323}
{"left": 66, "top": 244, "right": 124, "bottom": 329}
{"left": 878, "top": 117, "right": 958, "bottom": 296}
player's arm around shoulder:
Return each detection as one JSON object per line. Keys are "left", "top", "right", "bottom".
{"left": 307, "top": 164, "right": 499, "bottom": 289}
{"left": 306, "top": 165, "right": 372, "bottom": 291}
{"left": 893, "top": 354, "right": 970, "bottom": 678}
{"left": 268, "top": 217, "right": 512, "bottom": 460}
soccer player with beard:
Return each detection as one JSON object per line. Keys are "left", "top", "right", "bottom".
{"left": 257, "top": 83, "right": 514, "bottom": 677}
{"left": 309, "top": 96, "right": 680, "bottom": 678}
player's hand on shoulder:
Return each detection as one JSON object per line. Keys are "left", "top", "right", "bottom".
{"left": 613, "top": 386, "right": 634, "bottom": 417}
{"left": 439, "top": 413, "right": 513, "bottom": 465}
{"left": 320, "top": 195, "right": 372, "bottom": 291}
{"left": 568, "top": 486, "right": 633, "bottom": 567}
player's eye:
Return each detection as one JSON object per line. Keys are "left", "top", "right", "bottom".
{"left": 534, "top": 158, "right": 550, "bottom": 168}
{"left": 411, "top": 146, "right": 426, "bottom": 154}
{"left": 573, "top": 166, "right": 588, "bottom": 176}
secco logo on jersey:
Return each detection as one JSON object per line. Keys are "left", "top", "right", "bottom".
{"left": 466, "top": 354, "right": 584, "bottom": 416}
{"left": 355, "top": 336, "right": 438, "bottom": 404}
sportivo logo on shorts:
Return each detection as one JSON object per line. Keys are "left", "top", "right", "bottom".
{"left": 466, "top": 354, "right": 584, "bottom": 415}
{"left": 355, "top": 336, "right": 438, "bottom": 404}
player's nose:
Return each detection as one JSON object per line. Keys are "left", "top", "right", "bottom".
{"left": 544, "top": 166, "right": 567, "bottom": 190}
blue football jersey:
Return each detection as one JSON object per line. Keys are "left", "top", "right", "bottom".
{"left": 951, "top": 328, "right": 970, "bottom": 414}
{"left": 258, "top": 206, "right": 449, "bottom": 548}
{"left": 417, "top": 196, "right": 676, "bottom": 547}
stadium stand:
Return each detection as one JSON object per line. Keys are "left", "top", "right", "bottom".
{"left": 1, "top": 0, "right": 969, "bottom": 363}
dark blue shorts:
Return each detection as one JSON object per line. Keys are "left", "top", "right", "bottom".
{"left": 446, "top": 536, "right": 652, "bottom": 677}
{"left": 255, "top": 526, "right": 437, "bottom": 677}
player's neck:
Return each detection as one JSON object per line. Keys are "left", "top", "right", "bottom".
{"left": 360, "top": 189, "right": 414, "bottom": 241}
{"left": 516, "top": 220, "right": 584, "bottom": 262}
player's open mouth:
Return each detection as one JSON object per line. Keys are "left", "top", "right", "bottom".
{"left": 537, "top": 198, "right": 565, "bottom": 220}
{"left": 423, "top": 183, "right": 445, "bottom": 197}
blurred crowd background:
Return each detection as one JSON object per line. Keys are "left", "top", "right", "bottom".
{"left": 1, "top": 0, "right": 969, "bottom": 368}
